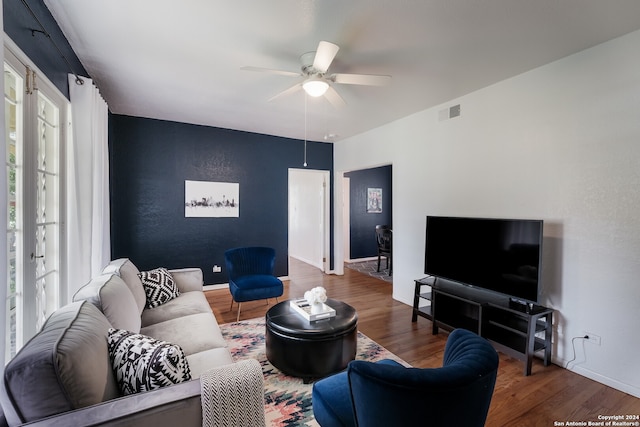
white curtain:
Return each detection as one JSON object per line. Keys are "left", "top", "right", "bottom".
{"left": 67, "top": 74, "right": 110, "bottom": 299}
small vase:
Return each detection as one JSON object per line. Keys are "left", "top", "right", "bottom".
{"left": 311, "top": 302, "right": 324, "bottom": 314}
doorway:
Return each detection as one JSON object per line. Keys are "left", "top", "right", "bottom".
{"left": 341, "top": 164, "right": 393, "bottom": 269}
{"left": 288, "top": 168, "right": 330, "bottom": 273}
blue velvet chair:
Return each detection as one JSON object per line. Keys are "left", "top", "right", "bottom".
{"left": 312, "top": 328, "right": 499, "bottom": 427}
{"left": 224, "top": 247, "right": 284, "bottom": 321}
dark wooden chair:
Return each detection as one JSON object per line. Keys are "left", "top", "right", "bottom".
{"left": 375, "top": 225, "right": 392, "bottom": 275}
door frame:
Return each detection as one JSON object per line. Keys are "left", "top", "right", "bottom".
{"left": 288, "top": 168, "right": 331, "bottom": 273}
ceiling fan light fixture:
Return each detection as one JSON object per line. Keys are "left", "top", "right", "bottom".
{"left": 303, "top": 77, "right": 329, "bottom": 97}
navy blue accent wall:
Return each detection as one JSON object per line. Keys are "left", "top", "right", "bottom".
{"left": 109, "top": 115, "right": 334, "bottom": 284}
{"left": 4, "top": 0, "right": 88, "bottom": 99}
{"left": 345, "top": 165, "right": 392, "bottom": 259}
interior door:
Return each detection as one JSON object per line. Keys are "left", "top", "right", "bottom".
{"left": 288, "top": 169, "right": 330, "bottom": 272}
{"left": 4, "top": 46, "right": 66, "bottom": 359}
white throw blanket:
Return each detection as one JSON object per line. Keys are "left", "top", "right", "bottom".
{"left": 200, "top": 359, "right": 266, "bottom": 427}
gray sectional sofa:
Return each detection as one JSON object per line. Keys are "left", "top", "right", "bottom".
{"left": 0, "top": 259, "right": 265, "bottom": 427}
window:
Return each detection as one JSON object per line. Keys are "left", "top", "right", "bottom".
{"left": 4, "top": 46, "right": 67, "bottom": 360}
{"left": 4, "top": 59, "right": 24, "bottom": 359}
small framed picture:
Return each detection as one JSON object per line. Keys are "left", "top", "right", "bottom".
{"left": 367, "top": 188, "right": 382, "bottom": 213}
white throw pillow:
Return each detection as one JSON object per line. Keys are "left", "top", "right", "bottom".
{"left": 108, "top": 328, "right": 191, "bottom": 395}
{"left": 138, "top": 267, "right": 180, "bottom": 308}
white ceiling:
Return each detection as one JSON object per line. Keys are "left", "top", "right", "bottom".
{"left": 44, "top": 0, "right": 640, "bottom": 143}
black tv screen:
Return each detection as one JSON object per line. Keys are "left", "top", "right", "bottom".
{"left": 424, "top": 216, "right": 543, "bottom": 303}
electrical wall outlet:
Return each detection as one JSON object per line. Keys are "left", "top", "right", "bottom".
{"left": 583, "top": 331, "right": 601, "bottom": 346}
{"left": 212, "top": 265, "right": 222, "bottom": 273}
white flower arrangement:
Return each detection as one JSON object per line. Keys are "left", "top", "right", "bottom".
{"left": 304, "top": 286, "right": 327, "bottom": 306}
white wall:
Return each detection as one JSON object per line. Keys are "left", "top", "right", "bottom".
{"left": 334, "top": 29, "right": 640, "bottom": 397}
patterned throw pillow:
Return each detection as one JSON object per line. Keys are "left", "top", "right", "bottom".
{"left": 108, "top": 328, "right": 191, "bottom": 396}
{"left": 138, "top": 267, "right": 180, "bottom": 308}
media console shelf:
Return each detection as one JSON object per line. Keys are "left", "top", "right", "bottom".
{"left": 411, "top": 276, "right": 435, "bottom": 322}
{"left": 411, "top": 277, "right": 553, "bottom": 376}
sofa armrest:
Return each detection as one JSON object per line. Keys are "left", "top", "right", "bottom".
{"left": 168, "top": 268, "right": 203, "bottom": 293}
{"left": 21, "top": 380, "right": 203, "bottom": 427}
{"left": 201, "top": 359, "right": 265, "bottom": 427}
{"left": 21, "top": 360, "right": 265, "bottom": 427}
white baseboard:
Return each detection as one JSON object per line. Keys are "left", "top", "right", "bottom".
{"left": 553, "top": 356, "right": 640, "bottom": 398}
{"left": 204, "top": 275, "right": 289, "bottom": 291}
{"left": 204, "top": 283, "right": 228, "bottom": 291}
{"left": 289, "top": 254, "right": 323, "bottom": 270}
{"left": 571, "top": 364, "right": 640, "bottom": 398}
{"left": 345, "top": 256, "right": 378, "bottom": 264}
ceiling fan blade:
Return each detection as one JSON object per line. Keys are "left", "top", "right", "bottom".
{"left": 268, "top": 82, "right": 303, "bottom": 102}
{"left": 331, "top": 73, "right": 391, "bottom": 86}
{"left": 313, "top": 41, "right": 340, "bottom": 73}
{"left": 241, "top": 66, "right": 301, "bottom": 77}
{"left": 324, "top": 85, "right": 347, "bottom": 108}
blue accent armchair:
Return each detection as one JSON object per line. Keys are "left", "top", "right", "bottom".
{"left": 312, "top": 328, "right": 499, "bottom": 427}
{"left": 224, "top": 247, "right": 284, "bottom": 321}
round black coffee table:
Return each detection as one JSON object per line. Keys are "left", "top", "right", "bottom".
{"left": 265, "top": 298, "right": 358, "bottom": 382}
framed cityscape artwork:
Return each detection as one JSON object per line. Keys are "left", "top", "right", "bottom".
{"left": 185, "top": 180, "right": 239, "bottom": 217}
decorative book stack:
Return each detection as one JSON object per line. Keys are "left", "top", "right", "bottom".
{"left": 289, "top": 298, "right": 336, "bottom": 321}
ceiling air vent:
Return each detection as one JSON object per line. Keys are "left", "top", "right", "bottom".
{"left": 438, "top": 104, "right": 461, "bottom": 121}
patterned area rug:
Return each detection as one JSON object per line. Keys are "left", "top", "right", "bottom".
{"left": 344, "top": 260, "right": 393, "bottom": 283}
{"left": 220, "top": 317, "right": 407, "bottom": 427}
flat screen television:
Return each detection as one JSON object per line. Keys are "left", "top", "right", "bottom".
{"left": 424, "top": 216, "right": 543, "bottom": 303}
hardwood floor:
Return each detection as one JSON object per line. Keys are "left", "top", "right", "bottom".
{"left": 206, "top": 258, "right": 640, "bottom": 426}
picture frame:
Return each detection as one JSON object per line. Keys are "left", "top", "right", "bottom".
{"left": 367, "top": 188, "right": 382, "bottom": 213}
{"left": 185, "top": 180, "right": 239, "bottom": 218}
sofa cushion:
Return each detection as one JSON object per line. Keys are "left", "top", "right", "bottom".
{"left": 1, "top": 301, "right": 119, "bottom": 425}
{"left": 185, "top": 348, "right": 235, "bottom": 378}
{"left": 140, "top": 312, "right": 227, "bottom": 356}
{"left": 138, "top": 267, "right": 180, "bottom": 309}
{"left": 141, "top": 291, "right": 213, "bottom": 327}
{"left": 102, "top": 258, "right": 147, "bottom": 315}
{"left": 73, "top": 273, "right": 141, "bottom": 333}
{"left": 108, "top": 329, "right": 192, "bottom": 396}
{"left": 169, "top": 268, "right": 204, "bottom": 293}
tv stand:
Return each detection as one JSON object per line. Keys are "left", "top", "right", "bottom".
{"left": 412, "top": 277, "right": 553, "bottom": 376}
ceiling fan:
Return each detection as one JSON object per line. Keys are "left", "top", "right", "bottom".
{"left": 241, "top": 41, "right": 391, "bottom": 108}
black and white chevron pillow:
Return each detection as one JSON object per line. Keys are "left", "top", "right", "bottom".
{"left": 108, "top": 328, "right": 191, "bottom": 396}
{"left": 138, "top": 267, "right": 180, "bottom": 308}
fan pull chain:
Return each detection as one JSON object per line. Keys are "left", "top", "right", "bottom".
{"left": 304, "top": 93, "right": 308, "bottom": 167}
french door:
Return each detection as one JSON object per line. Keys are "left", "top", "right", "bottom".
{"left": 4, "top": 46, "right": 67, "bottom": 360}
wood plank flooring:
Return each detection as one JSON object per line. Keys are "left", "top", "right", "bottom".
{"left": 205, "top": 258, "right": 640, "bottom": 426}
